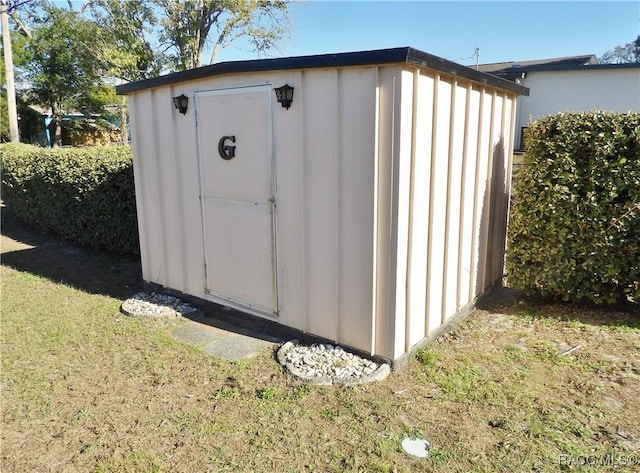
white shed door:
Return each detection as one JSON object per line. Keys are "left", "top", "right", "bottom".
{"left": 195, "top": 85, "right": 277, "bottom": 316}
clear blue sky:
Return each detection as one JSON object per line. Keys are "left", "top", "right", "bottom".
{"left": 215, "top": 1, "right": 640, "bottom": 66}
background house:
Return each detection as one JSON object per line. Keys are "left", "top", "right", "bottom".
{"left": 18, "top": 104, "right": 122, "bottom": 147}
{"left": 479, "top": 55, "right": 640, "bottom": 150}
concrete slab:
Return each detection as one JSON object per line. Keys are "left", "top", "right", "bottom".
{"left": 169, "top": 322, "right": 228, "bottom": 346}
{"left": 168, "top": 320, "right": 276, "bottom": 361}
{"left": 201, "top": 335, "right": 275, "bottom": 361}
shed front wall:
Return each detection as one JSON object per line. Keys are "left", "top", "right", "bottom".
{"left": 373, "top": 68, "right": 517, "bottom": 360}
{"left": 129, "top": 66, "right": 390, "bottom": 355}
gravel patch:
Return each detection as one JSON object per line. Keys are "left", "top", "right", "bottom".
{"left": 121, "top": 292, "right": 201, "bottom": 318}
{"left": 277, "top": 340, "right": 390, "bottom": 385}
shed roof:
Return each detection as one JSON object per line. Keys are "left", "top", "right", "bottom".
{"left": 116, "top": 47, "right": 529, "bottom": 96}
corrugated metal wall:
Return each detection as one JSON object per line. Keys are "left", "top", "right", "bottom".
{"left": 275, "top": 67, "right": 380, "bottom": 353}
{"left": 129, "top": 86, "right": 206, "bottom": 298}
{"left": 129, "top": 67, "right": 383, "bottom": 354}
{"left": 127, "top": 64, "right": 517, "bottom": 361}
{"left": 373, "top": 69, "right": 516, "bottom": 360}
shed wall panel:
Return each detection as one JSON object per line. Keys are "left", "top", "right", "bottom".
{"left": 374, "top": 67, "right": 400, "bottom": 360}
{"left": 269, "top": 68, "right": 379, "bottom": 349}
{"left": 486, "top": 96, "right": 513, "bottom": 286}
{"left": 270, "top": 72, "right": 306, "bottom": 329}
{"left": 427, "top": 78, "right": 452, "bottom": 334}
{"left": 406, "top": 72, "right": 434, "bottom": 348}
{"left": 301, "top": 70, "right": 340, "bottom": 339}
{"left": 128, "top": 94, "right": 149, "bottom": 277}
{"left": 393, "top": 70, "right": 414, "bottom": 358}
{"left": 335, "top": 68, "right": 377, "bottom": 350}
{"left": 399, "top": 76, "right": 518, "bottom": 352}
{"left": 458, "top": 88, "right": 481, "bottom": 308}
{"left": 173, "top": 84, "right": 207, "bottom": 298}
{"left": 471, "top": 90, "right": 492, "bottom": 297}
{"left": 443, "top": 82, "right": 468, "bottom": 320}
{"left": 131, "top": 88, "right": 206, "bottom": 297}
{"left": 153, "top": 87, "right": 186, "bottom": 292}
{"left": 477, "top": 92, "right": 501, "bottom": 291}
{"left": 130, "top": 91, "right": 166, "bottom": 287}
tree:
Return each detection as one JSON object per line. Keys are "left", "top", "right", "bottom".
{"left": 600, "top": 35, "right": 640, "bottom": 64}
{"left": 86, "top": 0, "right": 166, "bottom": 144}
{"left": 0, "top": 44, "right": 11, "bottom": 142}
{"left": 155, "top": 0, "right": 290, "bottom": 71}
{"left": 88, "top": 0, "right": 164, "bottom": 82}
{"left": 1, "top": 0, "right": 32, "bottom": 142}
{"left": 21, "top": 6, "right": 110, "bottom": 145}
{"left": 0, "top": 32, "right": 24, "bottom": 142}
{"left": 12, "top": 0, "right": 290, "bottom": 145}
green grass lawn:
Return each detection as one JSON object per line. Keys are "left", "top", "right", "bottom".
{"left": 2, "top": 211, "right": 639, "bottom": 472}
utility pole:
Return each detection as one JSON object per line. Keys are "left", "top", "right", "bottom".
{"left": 1, "top": 0, "right": 19, "bottom": 142}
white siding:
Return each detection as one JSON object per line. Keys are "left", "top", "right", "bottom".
{"left": 406, "top": 72, "right": 434, "bottom": 349}
{"left": 427, "top": 77, "right": 451, "bottom": 334}
{"left": 290, "top": 67, "right": 379, "bottom": 352}
{"left": 397, "top": 77, "right": 516, "bottom": 355}
{"left": 372, "top": 66, "right": 400, "bottom": 359}
{"left": 129, "top": 87, "right": 206, "bottom": 298}
{"left": 515, "top": 68, "right": 640, "bottom": 148}
{"left": 392, "top": 71, "right": 414, "bottom": 359}
{"left": 444, "top": 82, "right": 467, "bottom": 320}
{"left": 130, "top": 67, "right": 381, "bottom": 355}
{"left": 459, "top": 87, "right": 480, "bottom": 307}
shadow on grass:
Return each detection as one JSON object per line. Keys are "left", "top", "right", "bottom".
{"left": 477, "top": 284, "right": 640, "bottom": 329}
{"left": 1, "top": 204, "right": 290, "bottom": 346}
{"left": 1, "top": 205, "right": 143, "bottom": 300}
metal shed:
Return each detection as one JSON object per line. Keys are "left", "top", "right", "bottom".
{"left": 117, "top": 47, "right": 528, "bottom": 363}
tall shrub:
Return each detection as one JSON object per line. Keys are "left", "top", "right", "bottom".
{"left": 507, "top": 111, "right": 640, "bottom": 304}
{"left": 1, "top": 143, "right": 139, "bottom": 255}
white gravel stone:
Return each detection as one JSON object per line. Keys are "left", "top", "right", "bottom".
{"left": 277, "top": 340, "right": 391, "bottom": 385}
{"left": 121, "top": 292, "right": 200, "bottom": 318}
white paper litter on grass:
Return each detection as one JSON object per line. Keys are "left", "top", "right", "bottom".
{"left": 402, "top": 437, "right": 430, "bottom": 458}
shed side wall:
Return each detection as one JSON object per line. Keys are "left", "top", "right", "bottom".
{"left": 405, "top": 71, "right": 434, "bottom": 351}
{"left": 396, "top": 69, "right": 517, "bottom": 357}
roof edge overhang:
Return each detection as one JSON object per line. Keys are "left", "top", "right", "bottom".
{"left": 116, "top": 47, "right": 529, "bottom": 97}
{"left": 513, "top": 62, "right": 640, "bottom": 74}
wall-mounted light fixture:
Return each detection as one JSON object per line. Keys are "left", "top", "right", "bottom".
{"left": 274, "top": 84, "right": 294, "bottom": 110}
{"left": 172, "top": 94, "right": 189, "bottom": 115}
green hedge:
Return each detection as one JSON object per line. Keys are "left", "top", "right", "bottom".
{"left": 506, "top": 111, "right": 640, "bottom": 305}
{"left": 1, "top": 143, "right": 139, "bottom": 255}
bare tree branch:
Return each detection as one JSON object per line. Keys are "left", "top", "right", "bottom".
{"left": 8, "top": 10, "right": 30, "bottom": 36}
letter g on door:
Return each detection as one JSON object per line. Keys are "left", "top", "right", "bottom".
{"left": 218, "top": 135, "right": 236, "bottom": 160}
